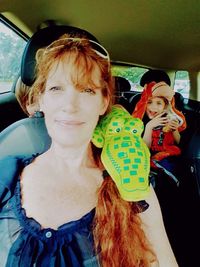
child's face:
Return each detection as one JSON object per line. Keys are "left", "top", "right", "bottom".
{"left": 146, "top": 97, "right": 166, "bottom": 119}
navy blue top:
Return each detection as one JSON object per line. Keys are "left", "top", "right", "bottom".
{"left": 0, "top": 155, "right": 99, "bottom": 267}
{"left": 0, "top": 154, "right": 148, "bottom": 267}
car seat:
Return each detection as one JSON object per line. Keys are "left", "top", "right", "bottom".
{"left": 114, "top": 76, "right": 132, "bottom": 113}
{"left": 140, "top": 69, "right": 171, "bottom": 87}
{"left": 0, "top": 25, "right": 101, "bottom": 158}
{"left": 0, "top": 117, "right": 51, "bottom": 158}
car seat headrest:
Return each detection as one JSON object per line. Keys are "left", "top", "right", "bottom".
{"left": 114, "top": 76, "right": 131, "bottom": 93}
{"left": 21, "top": 25, "right": 99, "bottom": 86}
{"left": 140, "top": 69, "right": 171, "bottom": 87}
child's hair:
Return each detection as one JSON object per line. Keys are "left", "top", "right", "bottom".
{"left": 161, "top": 96, "right": 169, "bottom": 106}
{"left": 31, "top": 34, "right": 156, "bottom": 266}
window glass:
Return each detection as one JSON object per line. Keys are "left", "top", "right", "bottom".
{"left": 174, "top": 70, "right": 190, "bottom": 98}
{"left": 112, "top": 65, "right": 148, "bottom": 92}
{"left": 0, "top": 21, "right": 26, "bottom": 93}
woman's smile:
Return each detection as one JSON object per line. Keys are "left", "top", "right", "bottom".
{"left": 55, "top": 119, "right": 85, "bottom": 128}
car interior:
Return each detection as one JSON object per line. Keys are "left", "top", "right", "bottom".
{"left": 0, "top": 1, "right": 199, "bottom": 266}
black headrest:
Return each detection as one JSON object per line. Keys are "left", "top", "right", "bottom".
{"left": 21, "top": 25, "right": 99, "bottom": 86}
{"left": 140, "top": 69, "right": 171, "bottom": 87}
{"left": 114, "top": 76, "right": 131, "bottom": 93}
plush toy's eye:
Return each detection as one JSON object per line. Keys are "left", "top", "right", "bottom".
{"left": 115, "top": 127, "right": 121, "bottom": 132}
{"left": 132, "top": 129, "right": 137, "bottom": 134}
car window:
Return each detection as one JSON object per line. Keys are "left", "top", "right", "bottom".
{"left": 174, "top": 70, "right": 190, "bottom": 99}
{"left": 112, "top": 65, "right": 191, "bottom": 99}
{"left": 111, "top": 65, "right": 148, "bottom": 92}
{"left": 0, "top": 20, "right": 26, "bottom": 93}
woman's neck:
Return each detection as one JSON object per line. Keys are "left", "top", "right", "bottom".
{"left": 47, "top": 141, "right": 96, "bottom": 170}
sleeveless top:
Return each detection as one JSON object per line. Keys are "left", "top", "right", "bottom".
{"left": 0, "top": 154, "right": 148, "bottom": 267}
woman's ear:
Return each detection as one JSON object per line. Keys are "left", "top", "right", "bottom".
{"left": 26, "top": 102, "right": 40, "bottom": 116}
{"left": 100, "top": 96, "right": 110, "bottom": 116}
{"left": 38, "top": 94, "right": 44, "bottom": 112}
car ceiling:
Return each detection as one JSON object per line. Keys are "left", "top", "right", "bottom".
{"left": 0, "top": 0, "right": 200, "bottom": 71}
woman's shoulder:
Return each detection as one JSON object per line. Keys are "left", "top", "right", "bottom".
{"left": 0, "top": 154, "right": 36, "bottom": 204}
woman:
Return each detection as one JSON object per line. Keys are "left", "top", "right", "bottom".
{"left": 0, "top": 34, "right": 178, "bottom": 266}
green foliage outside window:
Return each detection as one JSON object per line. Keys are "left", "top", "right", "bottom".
{"left": 112, "top": 65, "right": 148, "bottom": 91}
{"left": 174, "top": 70, "right": 190, "bottom": 98}
{"left": 0, "top": 21, "right": 26, "bottom": 93}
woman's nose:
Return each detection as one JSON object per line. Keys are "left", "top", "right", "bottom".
{"left": 60, "top": 86, "right": 79, "bottom": 112}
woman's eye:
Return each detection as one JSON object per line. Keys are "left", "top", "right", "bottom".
{"left": 49, "top": 86, "right": 61, "bottom": 92}
{"left": 81, "top": 88, "right": 96, "bottom": 95}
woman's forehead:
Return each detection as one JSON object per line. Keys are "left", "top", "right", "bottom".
{"left": 46, "top": 56, "right": 102, "bottom": 86}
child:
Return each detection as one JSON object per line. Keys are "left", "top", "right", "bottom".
{"left": 132, "top": 81, "right": 186, "bottom": 183}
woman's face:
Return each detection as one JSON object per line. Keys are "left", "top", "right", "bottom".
{"left": 146, "top": 96, "right": 166, "bottom": 119}
{"left": 39, "top": 58, "right": 109, "bottom": 147}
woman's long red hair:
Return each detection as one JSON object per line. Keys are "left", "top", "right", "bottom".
{"left": 93, "top": 146, "right": 156, "bottom": 267}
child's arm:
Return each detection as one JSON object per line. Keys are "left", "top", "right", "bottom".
{"left": 172, "top": 129, "right": 181, "bottom": 144}
{"left": 168, "top": 119, "right": 181, "bottom": 144}
{"left": 143, "top": 112, "right": 168, "bottom": 147}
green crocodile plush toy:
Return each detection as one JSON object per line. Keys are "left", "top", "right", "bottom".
{"left": 92, "top": 105, "right": 150, "bottom": 201}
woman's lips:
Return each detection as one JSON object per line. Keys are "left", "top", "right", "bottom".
{"left": 55, "top": 120, "right": 85, "bottom": 127}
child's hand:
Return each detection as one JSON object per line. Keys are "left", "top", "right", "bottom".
{"left": 167, "top": 119, "right": 179, "bottom": 131}
{"left": 146, "top": 112, "right": 168, "bottom": 130}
